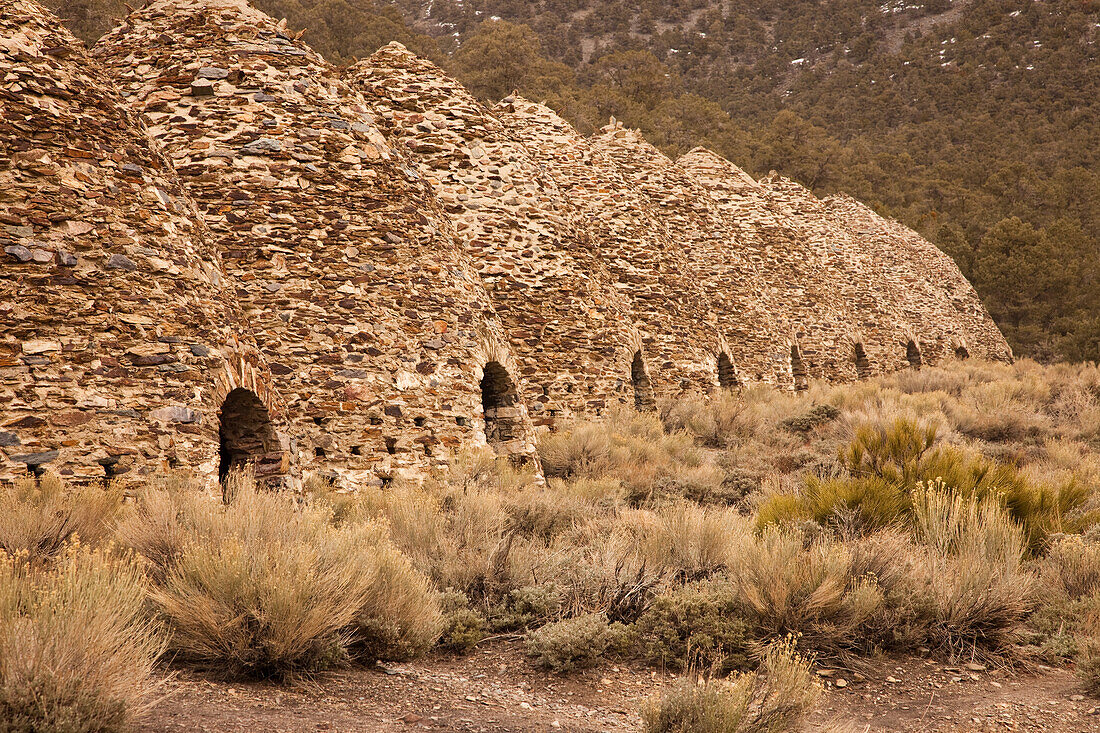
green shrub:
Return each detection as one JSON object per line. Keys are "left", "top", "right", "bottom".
{"left": 641, "top": 639, "right": 820, "bottom": 733}
{"left": 490, "top": 584, "right": 562, "bottom": 631}
{"left": 524, "top": 612, "right": 629, "bottom": 672}
{"left": 119, "top": 481, "right": 427, "bottom": 679}
{"left": 437, "top": 591, "right": 485, "bottom": 653}
{"left": 0, "top": 475, "right": 123, "bottom": 561}
{"left": 780, "top": 404, "right": 841, "bottom": 434}
{"left": 756, "top": 475, "right": 909, "bottom": 535}
{"left": 636, "top": 583, "right": 751, "bottom": 674}
{"left": 0, "top": 546, "right": 165, "bottom": 733}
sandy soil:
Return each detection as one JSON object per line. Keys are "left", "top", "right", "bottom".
{"left": 138, "top": 641, "right": 1100, "bottom": 732}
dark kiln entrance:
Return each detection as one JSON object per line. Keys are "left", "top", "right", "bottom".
{"left": 481, "top": 362, "right": 523, "bottom": 453}
{"left": 631, "top": 351, "right": 656, "bottom": 411}
{"left": 717, "top": 352, "right": 738, "bottom": 390}
{"left": 218, "top": 388, "right": 279, "bottom": 483}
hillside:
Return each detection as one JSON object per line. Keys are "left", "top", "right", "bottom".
{"left": 48, "top": 0, "right": 1100, "bottom": 362}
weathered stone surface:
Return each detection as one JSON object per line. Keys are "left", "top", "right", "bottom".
{"left": 350, "top": 46, "right": 646, "bottom": 423}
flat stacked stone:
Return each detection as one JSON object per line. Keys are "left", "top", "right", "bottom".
{"left": 821, "top": 193, "right": 1012, "bottom": 363}
{"left": 494, "top": 98, "right": 722, "bottom": 396}
{"left": 350, "top": 46, "right": 642, "bottom": 425}
{"left": 0, "top": 0, "right": 286, "bottom": 487}
{"left": 592, "top": 122, "right": 791, "bottom": 387}
{"left": 94, "top": 0, "right": 538, "bottom": 485}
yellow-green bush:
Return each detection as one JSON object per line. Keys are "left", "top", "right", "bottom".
{"left": 524, "top": 612, "right": 630, "bottom": 672}
{"left": 0, "top": 546, "right": 164, "bottom": 733}
{"left": 636, "top": 582, "right": 751, "bottom": 673}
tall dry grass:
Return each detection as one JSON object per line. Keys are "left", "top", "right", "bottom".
{"left": 0, "top": 475, "right": 123, "bottom": 561}
{"left": 0, "top": 545, "right": 164, "bottom": 732}
{"left": 118, "top": 478, "right": 438, "bottom": 678}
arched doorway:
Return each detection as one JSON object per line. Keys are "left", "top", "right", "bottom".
{"left": 481, "top": 361, "right": 523, "bottom": 453}
{"left": 906, "top": 340, "right": 922, "bottom": 370}
{"left": 853, "top": 342, "right": 872, "bottom": 379}
{"left": 717, "top": 352, "right": 738, "bottom": 390}
{"left": 631, "top": 351, "right": 656, "bottom": 411}
{"left": 790, "top": 343, "right": 809, "bottom": 391}
{"left": 218, "top": 388, "right": 280, "bottom": 483}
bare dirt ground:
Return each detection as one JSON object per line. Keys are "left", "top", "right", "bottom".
{"left": 139, "top": 641, "right": 1100, "bottom": 733}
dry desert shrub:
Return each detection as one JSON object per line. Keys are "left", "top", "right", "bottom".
{"left": 0, "top": 545, "right": 164, "bottom": 733}
{"left": 118, "top": 479, "right": 437, "bottom": 678}
{"left": 640, "top": 639, "right": 820, "bottom": 733}
{"left": 524, "top": 612, "right": 630, "bottom": 672}
{"left": 0, "top": 474, "right": 123, "bottom": 561}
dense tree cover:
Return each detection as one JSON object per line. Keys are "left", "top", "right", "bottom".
{"left": 50, "top": 0, "right": 1100, "bottom": 362}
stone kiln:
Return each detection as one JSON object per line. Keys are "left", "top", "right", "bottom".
{"left": 493, "top": 97, "right": 722, "bottom": 398}
{"left": 0, "top": 0, "right": 288, "bottom": 487}
{"left": 93, "top": 0, "right": 539, "bottom": 485}
{"left": 1, "top": 0, "right": 1013, "bottom": 488}
{"left": 349, "top": 46, "right": 646, "bottom": 426}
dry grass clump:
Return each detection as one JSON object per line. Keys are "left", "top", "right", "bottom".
{"left": 0, "top": 545, "right": 164, "bottom": 733}
{"left": 640, "top": 639, "right": 820, "bottom": 733}
{"left": 0, "top": 474, "right": 123, "bottom": 561}
{"left": 118, "top": 478, "right": 438, "bottom": 679}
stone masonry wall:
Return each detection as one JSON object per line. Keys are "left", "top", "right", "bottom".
{"left": 2, "top": 0, "right": 1013, "bottom": 490}
{"left": 94, "top": 0, "right": 538, "bottom": 486}
{"left": 1, "top": 0, "right": 288, "bottom": 488}
{"left": 493, "top": 97, "right": 721, "bottom": 398}
{"left": 350, "top": 46, "right": 643, "bottom": 427}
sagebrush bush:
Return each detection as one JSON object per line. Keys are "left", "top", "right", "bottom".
{"left": 1078, "top": 635, "right": 1100, "bottom": 696}
{"left": 641, "top": 639, "right": 820, "bottom": 733}
{"left": 0, "top": 475, "right": 123, "bottom": 561}
{"left": 437, "top": 591, "right": 486, "bottom": 653}
{"left": 728, "top": 529, "right": 884, "bottom": 655}
{"left": 524, "top": 612, "right": 629, "bottom": 672}
{"left": 0, "top": 546, "right": 164, "bottom": 733}
{"left": 636, "top": 583, "right": 751, "bottom": 673}
{"left": 119, "top": 480, "right": 434, "bottom": 679}
{"left": 353, "top": 541, "right": 442, "bottom": 662}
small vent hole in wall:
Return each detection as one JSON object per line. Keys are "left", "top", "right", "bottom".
{"left": 314, "top": 446, "right": 326, "bottom": 458}
{"left": 455, "top": 416, "right": 468, "bottom": 426}
{"left": 955, "top": 345, "right": 970, "bottom": 360}
{"left": 414, "top": 416, "right": 426, "bottom": 427}
{"left": 350, "top": 445, "right": 362, "bottom": 456}
{"left": 385, "top": 438, "right": 396, "bottom": 455}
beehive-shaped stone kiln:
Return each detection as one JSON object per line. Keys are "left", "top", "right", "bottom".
{"left": 592, "top": 121, "right": 794, "bottom": 387}
{"left": 493, "top": 97, "right": 726, "bottom": 396}
{"left": 93, "top": 0, "right": 538, "bottom": 486}
{"left": 1, "top": 0, "right": 288, "bottom": 487}
{"left": 350, "top": 45, "right": 647, "bottom": 425}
